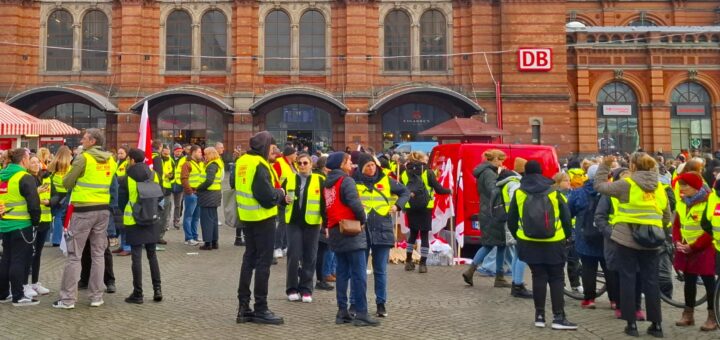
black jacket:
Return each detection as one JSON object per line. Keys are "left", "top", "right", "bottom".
{"left": 473, "top": 161, "right": 499, "bottom": 227}
{"left": 18, "top": 173, "right": 42, "bottom": 227}
{"left": 324, "top": 169, "right": 367, "bottom": 253}
{"left": 507, "top": 173, "right": 572, "bottom": 265}
{"left": 354, "top": 170, "right": 410, "bottom": 247}
{"left": 197, "top": 162, "right": 222, "bottom": 208}
{"left": 31, "top": 170, "right": 52, "bottom": 231}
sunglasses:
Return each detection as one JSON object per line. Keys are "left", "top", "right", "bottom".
{"left": 298, "top": 161, "right": 311, "bottom": 165}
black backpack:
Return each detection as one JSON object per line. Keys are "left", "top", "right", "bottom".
{"left": 489, "top": 185, "right": 508, "bottom": 225}
{"left": 132, "top": 170, "right": 164, "bottom": 226}
{"left": 520, "top": 188, "right": 558, "bottom": 239}
{"left": 406, "top": 173, "right": 431, "bottom": 210}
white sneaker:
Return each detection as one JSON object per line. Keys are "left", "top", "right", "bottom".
{"left": 0, "top": 295, "right": 12, "bottom": 303}
{"left": 13, "top": 296, "right": 39, "bottom": 307}
{"left": 52, "top": 300, "right": 75, "bottom": 309}
{"left": 572, "top": 286, "right": 584, "bottom": 294}
{"left": 274, "top": 249, "right": 283, "bottom": 258}
{"left": 185, "top": 240, "right": 200, "bottom": 246}
{"left": 301, "top": 294, "right": 312, "bottom": 303}
{"left": 23, "top": 284, "right": 38, "bottom": 298}
{"left": 282, "top": 248, "right": 288, "bottom": 257}
{"left": 367, "top": 269, "right": 373, "bottom": 275}
{"left": 90, "top": 300, "right": 104, "bottom": 307}
{"left": 32, "top": 282, "right": 50, "bottom": 295}
{"left": 287, "top": 293, "right": 300, "bottom": 302}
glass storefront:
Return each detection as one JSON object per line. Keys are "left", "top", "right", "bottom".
{"left": 596, "top": 82, "right": 639, "bottom": 154}
{"left": 266, "top": 104, "right": 332, "bottom": 153}
{"left": 40, "top": 102, "right": 106, "bottom": 147}
{"left": 670, "top": 82, "right": 711, "bottom": 155}
{"left": 381, "top": 103, "right": 451, "bottom": 149}
{"left": 156, "top": 103, "right": 224, "bottom": 148}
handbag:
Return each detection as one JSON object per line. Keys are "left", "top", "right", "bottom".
{"left": 339, "top": 219, "right": 363, "bottom": 236}
{"left": 630, "top": 223, "right": 666, "bottom": 248}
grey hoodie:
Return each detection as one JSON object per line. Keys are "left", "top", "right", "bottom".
{"left": 593, "top": 163, "right": 672, "bottom": 250}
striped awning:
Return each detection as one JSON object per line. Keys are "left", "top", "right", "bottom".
{"left": 0, "top": 101, "right": 40, "bottom": 135}
{"left": 0, "top": 101, "right": 82, "bottom": 136}
{"left": 39, "top": 119, "right": 81, "bottom": 136}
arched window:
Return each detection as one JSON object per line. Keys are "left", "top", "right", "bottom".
{"left": 384, "top": 10, "right": 411, "bottom": 71}
{"left": 266, "top": 104, "right": 333, "bottom": 151}
{"left": 82, "top": 10, "right": 109, "bottom": 71}
{"left": 47, "top": 10, "right": 74, "bottom": 71}
{"left": 596, "top": 82, "right": 639, "bottom": 154}
{"left": 671, "top": 82, "right": 712, "bottom": 154}
{"left": 166, "top": 11, "right": 192, "bottom": 71}
{"left": 265, "top": 10, "right": 291, "bottom": 71}
{"left": 382, "top": 103, "right": 451, "bottom": 143}
{"left": 201, "top": 10, "right": 228, "bottom": 71}
{"left": 156, "top": 103, "right": 224, "bottom": 147}
{"left": 628, "top": 18, "right": 656, "bottom": 27}
{"left": 40, "top": 103, "right": 106, "bottom": 147}
{"left": 299, "top": 10, "right": 326, "bottom": 72}
{"left": 420, "top": 10, "right": 447, "bottom": 71}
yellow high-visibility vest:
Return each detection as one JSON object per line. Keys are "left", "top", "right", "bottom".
{"left": 706, "top": 190, "right": 720, "bottom": 251}
{"left": 188, "top": 159, "right": 205, "bottom": 189}
{"left": 284, "top": 173, "right": 323, "bottom": 225}
{"left": 123, "top": 171, "right": 160, "bottom": 226}
{"left": 39, "top": 176, "right": 51, "bottom": 223}
{"left": 610, "top": 178, "right": 667, "bottom": 228}
{"left": 400, "top": 170, "right": 435, "bottom": 209}
{"left": 174, "top": 157, "right": 187, "bottom": 185}
{"left": 0, "top": 171, "right": 31, "bottom": 222}
{"left": 204, "top": 159, "right": 224, "bottom": 191}
{"left": 235, "top": 154, "right": 278, "bottom": 222}
{"left": 71, "top": 153, "right": 117, "bottom": 204}
{"left": 161, "top": 157, "right": 174, "bottom": 190}
{"left": 51, "top": 166, "right": 71, "bottom": 194}
{"left": 357, "top": 176, "right": 392, "bottom": 217}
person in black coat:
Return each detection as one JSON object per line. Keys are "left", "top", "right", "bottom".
{"left": 197, "top": 147, "right": 223, "bottom": 250}
{"left": 123, "top": 148, "right": 162, "bottom": 304}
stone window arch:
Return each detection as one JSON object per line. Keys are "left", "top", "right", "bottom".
{"left": 299, "top": 10, "right": 325, "bottom": 71}
{"left": 201, "top": 10, "right": 228, "bottom": 71}
{"left": 384, "top": 10, "right": 411, "bottom": 72}
{"left": 420, "top": 9, "right": 447, "bottom": 71}
{"left": 166, "top": 10, "right": 193, "bottom": 71}
{"left": 265, "top": 10, "right": 291, "bottom": 72}
{"left": 596, "top": 81, "right": 640, "bottom": 154}
{"left": 81, "top": 10, "right": 108, "bottom": 71}
{"left": 670, "top": 82, "right": 712, "bottom": 154}
{"left": 47, "top": 10, "right": 74, "bottom": 71}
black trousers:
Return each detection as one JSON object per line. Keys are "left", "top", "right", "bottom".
{"left": 80, "top": 237, "right": 115, "bottom": 285}
{"left": 607, "top": 270, "right": 642, "bottom": 309}
{"left": 684, "top": 274, "right": 715, "bottom": 310}
{"left": 285, "top": 223, "right": 320, "bottom": 295}
{"left": 0, "top": 228, "right": 34, "bottom": 302}
{"left": 566, "top": 245, "right": 581, "bottom": 287}
{"left": 28, "top": 228, "right": 50, "bottom": 284}
{"left": 616, "top": 244, "right": 661, "bottom": 323}
{"left": 130, "top": 243, "right": 161, "bottom": 294}
{"left": 528, "top": 263, "right": 565, "bottom": 316}
{"left": 316, "top": 241, "right": 328, "bottom": 282}
{"left": 579, "top": 255, "right": 609, "bottom": 300}
{"left": 237, "top": 218, "right": 276, "bottom": 312}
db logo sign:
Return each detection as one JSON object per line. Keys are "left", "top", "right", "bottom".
{"left": 517, "top": 48, "right": 553, "bottom": 72}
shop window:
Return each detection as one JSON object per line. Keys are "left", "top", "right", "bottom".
{"left": 384, "top": 10, "right": 411, "bottom": 71}
{"left": 264, "top": 10, "right": 291, "bottom": 71}
{"left": 299, "top": 10, "right": 326, "bottom": 71}
{"left": 166, "top": 10, "right": 192, "bottom": 71}
{"left": 265, "top": 104, "right": 333, "bottom": 152}
{"left": 156, "top": 103, "right": 224, "bottom": 147}
{"left": 420, "top": 10, "right": 447, "bottom": 71}
{"left": 82, "top": 10, "right": 109, "bottom": 71}
{"left": 201, "top": 10, "right": 228, "bottom": 71}
{"left": 596, "top": 82, "right": 639, "bottom": 154}
{"left": 671, "top": 82, "right": 712, "bottom": 155}
{"left": 47, "top": 10, "right": 74, "bottom": 71}
{"left": 382, "top": 103, "right": 451, "bottom": 145}
{"left": 39, "top": 103, "right": 106, "bottom": 147}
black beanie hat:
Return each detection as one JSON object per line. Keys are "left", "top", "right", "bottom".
{"left": 128, "top": 148, "right": 146, "bottom": 163}
{"left": 525, "top": 160, "right": 542, "bottom": 175}
{"left": 283, "top": 146, "right": 296, "bottom": 156}
{"left": 356, "top": 153, "right": 374, "bottom": 173}
{"left": 326, "top": 152, "right": 346, "bottom": 170}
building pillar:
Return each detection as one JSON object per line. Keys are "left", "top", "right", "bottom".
{"left": 229, "top": 112, "right": 253, "bottom": 151}
{"left": 113, "top": 112, "right": 140, "bottom": 147}
{"left": 344, "top": 112, "right": 369, "bottom": 150}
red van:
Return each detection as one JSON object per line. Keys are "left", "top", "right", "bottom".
{"left": 428, "top": 143, "right": 561, "bottom": 246}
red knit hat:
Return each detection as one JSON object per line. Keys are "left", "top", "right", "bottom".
{"left": 677, "top": 172, "right": 703, "bottom": 190}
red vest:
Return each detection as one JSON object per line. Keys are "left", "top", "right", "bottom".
{"left": 324, "top": 177, "right": 356, "bottom": 228}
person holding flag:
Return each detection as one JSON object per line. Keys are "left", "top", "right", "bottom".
{"left": 54, "top": 128, "right": 118, "bottom": 309}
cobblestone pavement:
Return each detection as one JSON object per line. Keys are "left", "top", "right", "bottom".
{"left": 1, "top": 226, "right": 718, "bottom": 340}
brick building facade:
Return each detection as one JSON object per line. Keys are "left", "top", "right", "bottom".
{"left": 0, "top": 0, "right": 718, "bottom": 156}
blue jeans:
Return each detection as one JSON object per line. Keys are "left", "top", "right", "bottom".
{"left": 50, "top": 205, "right": 67, "bottom": 245}
{"left": 107, "top": 215, "right": 116, "bottom": 238}
{"left": 479, "top": 247, "right": 512, "bottom": 275}
{"left": 323, "top": 249, "right": 336, "bottom": 277}
{"left": 120, "top": 232, "right": 130, "bottom": 252}
{"left": 473, "top": 245, "right": 506, "bottom": 275}
{"left": 509, "top": 246, "right": 527, "bottom": 284}
{"left": 182, "top": 194, "right": 200, "bottom": 241}
{"left": 336, "top": 249, "right": 368, "bottom": 314}
{"left": 365, "top": 245, "right": 390, "bottom": 304}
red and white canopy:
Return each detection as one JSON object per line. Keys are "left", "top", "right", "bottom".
{"left": 0, "top": 101, "right": 80, "bottom": 136}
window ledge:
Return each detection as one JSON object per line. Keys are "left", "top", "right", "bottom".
{"left": 416, "top": 70, "right": 452, "bottom": 76}
{"left": 261, "top": 71, "right": 293, "bottom": 76}
{"left": 299, "top": 71, "right": 330, "bottom": 76}
{"left": 199, "top": 71, "right": 230, "bottom": 76}
{"left": 79, "top": 71, "right": 111, "bottom": 76}
{"left": 40, "top": 70, "right": 77, "bottom": 76}
{"left": 161, "top": 71, "right": 193, "bottom": 76}
{"left": 381, "top": 71, "right": 412, "bottom": 75}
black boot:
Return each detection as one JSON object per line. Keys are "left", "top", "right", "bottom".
{"left": 253, "top": 309, "right": 284, "bottom": 325}
{"left": 551, "top": 313, "right": 578, "bottom": 330}
{"left": 315, "top": 281, "right": 334, "bottom": 291}
{"left": 624, "top": 321, "right": 639, "bottom": 337}
{"left": 353, "top": 313, "right": 381, "bottom": 327}
{"left": 211, "top": 241, "right": 218, "bottom": 250}
{"left": 404, "top": 253, "right": 415, "bottom": 271}
{"left": 462, "top": 264, "right": 478, "bottom": 286}
{"left": 647, "top": 322, "right": 663, "bottom": 338}
{"left": 511, "top": 283, "right": 533, "bottom": 299}
{"left": 153, "top": 287, "right": 163, "bottom": 302}
{"left": 335, "top": 309, "right": 353, "bottom": 324}
{"left": 125, "top": 290, "right": 144, "bottom": 304}
{"left": 236, "top": 302, "right": 254, "bottom": 323}
{"left": 418, "top": 257, "right": 427, "bottom": 273}
{"left": 234, "top": 236, "right": 245, "bottom": 246}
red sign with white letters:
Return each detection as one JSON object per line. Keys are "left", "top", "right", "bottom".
{"left": 517, "top": 48, "right": 553, "bottom": 72}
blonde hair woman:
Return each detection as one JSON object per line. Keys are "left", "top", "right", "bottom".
{"left": 48, "top": 145, "right": 73, "bottom": 247}
{"left": 197, "top": 146, "right": 222, "bottom": 250}
{"left": 38, "top": 147, "right": 51, "bottom": 170}
{"left": 593, "top": 153, "right": 671, "bottom": 337}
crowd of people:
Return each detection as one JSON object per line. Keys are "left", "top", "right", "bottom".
{"left": 4, "top": 130, "right": 720, "bottom": 337}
